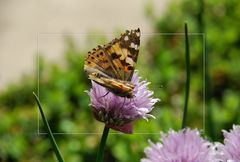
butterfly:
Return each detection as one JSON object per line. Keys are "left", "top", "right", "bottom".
{"left": 84, "top": 28, "right": 140, "bottom": 98}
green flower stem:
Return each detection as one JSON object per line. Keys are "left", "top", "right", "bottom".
{"left": 96, "top": 125, "right": 109, "bottom": 162}
{"left": 182, "top": 23, "right": 191, "bottom": 129}
{"left": 33, "top": 92, "right": 65, "bottom": 162}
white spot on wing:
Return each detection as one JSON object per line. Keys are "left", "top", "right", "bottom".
{"left": 136, "top": 32, "right": 140, "bottom": 37}
{"left": 124, "top": 36, "right": 129, "bottom": 41}
{"left": 134, "top": 44, "right": 138, "bottom": 50}
{"left": 126, "top": 57, "right": 134, "bottom": 66}
{"left": 130, "top": 42, "right": 135, "bottom": 48}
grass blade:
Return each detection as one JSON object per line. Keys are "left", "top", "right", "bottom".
{"left": 33, "top": 92, "right": 65, "bottom": 162}
{"left": 182, "top": 23, "right": 191, "bottom": 129}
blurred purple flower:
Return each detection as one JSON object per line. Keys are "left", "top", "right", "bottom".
{"left": 141, "top": 129, "right": 216, "bottom": 162}
{"left": 86, "top": 71, "right": 159, "bottom": 134}
{"left": 215, "top": 125, "right": 240, "bottom": 162}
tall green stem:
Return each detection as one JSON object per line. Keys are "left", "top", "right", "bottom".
{"left": 182, "top": 23, "right": 191, "bottom": 129}
{"left": 96, "top": 125, "right": 109, "bottom": 162}
{"left": 33, "top": 92, "right": 65, "bottom": 162}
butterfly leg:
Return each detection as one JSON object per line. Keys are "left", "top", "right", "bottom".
{"left": 120, "top": 98, "right": 126, "bottom": 109}
{"left": 99, "top": 91, "right": 110, "bottom": 98}
{"left": 130, "top": 98, "right": 137, "bottom": 106}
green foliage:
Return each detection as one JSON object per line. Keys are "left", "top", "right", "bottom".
{"left": 146, "top": 0, "right": 240, "bottom": 140}
{"left": 0, "top": 0, "right": 240, "bottom": 161}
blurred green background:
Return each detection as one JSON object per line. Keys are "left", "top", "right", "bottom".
{"left": 0, "top": 0, "right": 240, "bottom": 161}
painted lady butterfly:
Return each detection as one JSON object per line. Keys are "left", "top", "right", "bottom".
{"left": 84, "top": 28, "right": 140, "bottom": 98}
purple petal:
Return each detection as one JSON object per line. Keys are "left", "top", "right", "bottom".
{"left": 107, "top": 122, "right": 133, "bottom": 134}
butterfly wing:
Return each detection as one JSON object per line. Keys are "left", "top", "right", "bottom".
{"left": 84, "top": 28, "right": 140, "bottom": 82}
{"left": 84, "top": 46, "right": 135, "bottom": 98}
{"left": 84, "top": 28, "right": 140, "bottom": 98}
{"left": 84, "top": 45, "right": 120, "bottom": 79}
{"left": 104, "top": 28, "right": 140, "bottom": 81}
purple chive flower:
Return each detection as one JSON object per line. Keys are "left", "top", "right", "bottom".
{"left": 86, "top": 71, "right": 159, "bottom": 134}
{"left": 141, "top": 129, "right": 216, "bottom": 162}
{"left": 215, "top": 125, "right": 240, "bottom": 162}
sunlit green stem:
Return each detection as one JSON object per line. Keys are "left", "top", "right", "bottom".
{"left": 33, "top": 92, "right": 65, "bottom": 162}
{"left": 182, "top": 23, "right": 191, "bottom": 129}
{"left": 96, "top": 125, "right": 109, "bottom": 162}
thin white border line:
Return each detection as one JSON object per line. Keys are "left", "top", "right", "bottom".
{"left": 36, "top": 32, "right": 206, "bottom": 135}
{"left": 36, "top": 32, "right": 39, "bottom": 97}
{"left": 37, "top": 132, "right": 162, "bottom": 135}
{"left": 36, "top": 32, "right": 40, "bottom": 134}
{"left": 37, "top": 32, "right": 205, "bottom": 36}
{"left": 203, "top": 33, "right": 206, "bottom": 132}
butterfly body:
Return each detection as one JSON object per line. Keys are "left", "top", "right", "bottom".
{"left": 84, "top": 28, "right": 140, "bottom": 98}
{"left": 88, "top": 73, "right": 134, "bottom": 98}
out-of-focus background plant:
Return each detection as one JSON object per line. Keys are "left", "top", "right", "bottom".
{"left": 0, "top": 0, "right": 239, "bottom": 161}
